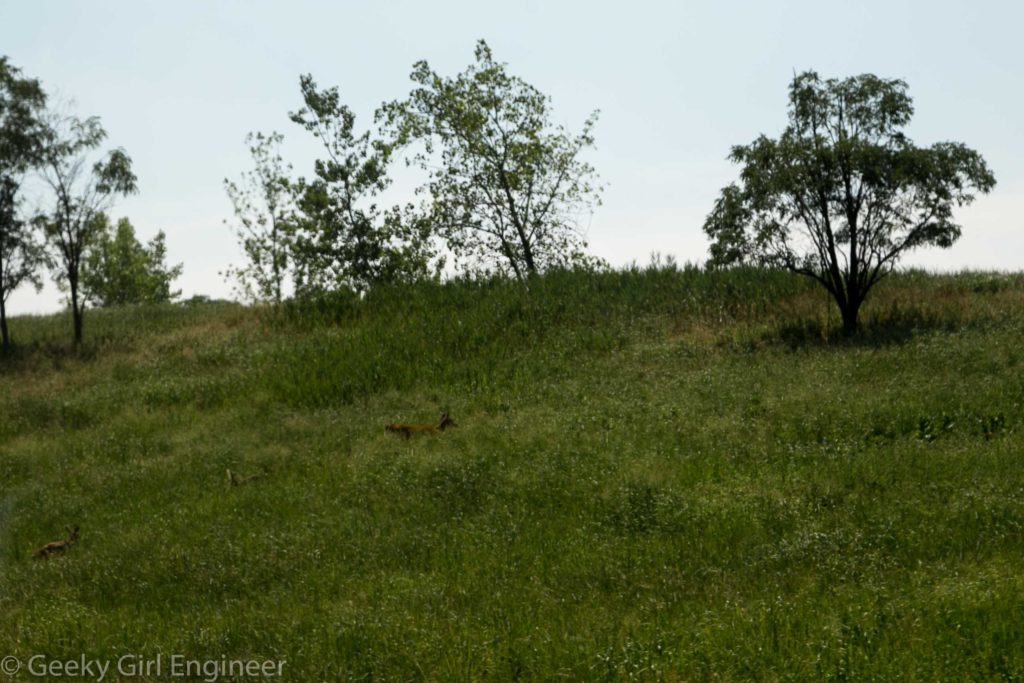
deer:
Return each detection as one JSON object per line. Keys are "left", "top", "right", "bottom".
{"left": 386, "top": 412, "right": 456, "bottom": 439}
{"left": 35, "top": 526, "right": 79, "bottom": 559}
{"left": 226, "top": 467, "right": 267, "bottom": 487}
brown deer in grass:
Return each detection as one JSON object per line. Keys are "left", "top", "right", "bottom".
{"left": 226, "top": 467, "right": 267, "bottom": 487}
{"left": 386, "top": 412, "right": 456, "bottom": 439}
{"left": 35, "top": 526, "right": 79, "bottom": 559}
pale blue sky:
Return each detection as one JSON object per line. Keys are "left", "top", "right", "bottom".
{"left": 2, "top": 0, "right": 1022, "bottom": 312}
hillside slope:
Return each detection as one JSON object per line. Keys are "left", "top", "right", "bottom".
{"left": 2, "top": 268, "right": 1023, "bottom": 681}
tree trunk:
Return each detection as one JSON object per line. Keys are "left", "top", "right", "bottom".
{"left": 70, "top": 278, "right": 83, "bottom": 345}
{"left": 839, "top": 296, "right": 862, "bottom": 336}
{"left": 73, "top": 306, "right": 83, "bottom": 345}
{"left": 0, "top": 295, "right": 9, "bottom": 351}
{"left": 499, "top": 239, "right": 524, "bottom": 282}
{"left": 521, "top": 244, "right": 536, "bottom": 276}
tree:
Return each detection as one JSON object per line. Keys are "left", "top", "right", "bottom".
{"left": 288, "top": 75, "right": 439, "bottom": 295}
{"left": 224, "top": 132, "right": 295, "bottom": 303}
{"left": 704, "top": 71, "right": 995, "bottom": 334}
{"left": 380, "top": 40, "right": 602, "bottom": 280}
{"left": 0, "top": 56, "right": 47, "bottom": 351}
{"left": 81, "top": 214, "right": 182, "bottom": 306}
{"left": 0, "top": 177, "right": 44, "bottom": 350}
{"left": 39, "top": 110, "right": 138, "bottom": 344}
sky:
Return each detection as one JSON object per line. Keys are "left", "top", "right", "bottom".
{"left": 2, "top": 0, "right": 1022, "bottom": 313}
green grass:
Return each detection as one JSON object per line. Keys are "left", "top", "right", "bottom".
{"left": 2, "top": 266, "right": 1023, "bottom": 681}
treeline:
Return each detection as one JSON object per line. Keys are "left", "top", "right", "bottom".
{"left": 3, "top": 40, "right": 999, "bottom": 350}
{"left": 0, "top": 57, "right": 181, "bottom": 349}
{"left": 225, "top": 42, "right": 997, "bottom": 335}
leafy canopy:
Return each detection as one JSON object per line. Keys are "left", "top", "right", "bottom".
{"left": 380, "top": 40, "right": 603, "bottom": 280}
{"left": 704, "top": 71, "right": 995, "bottom": 331}
{"left": 288, "top": 76, "right": 439, "bottom": 295}
{"left": 81, "top": 214, "right": 182, "bottom": 306}
{"left": 0, "top": 57, "right": 48, "bottom": 348}
{"left": 0, "top": 55, "right": 47, "bottom": 174}
{"left": 0, "top": 176, "right": 44, "bottom": 304}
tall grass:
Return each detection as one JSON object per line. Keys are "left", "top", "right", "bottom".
{"left": 263, "top": 267, "right": 816, "bottom": 407}
{"left": 1, "top": 266, "right": 1023, "bottom": 680}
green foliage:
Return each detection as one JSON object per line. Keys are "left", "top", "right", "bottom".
{"left": 223, "top": 131, "right": 294, "bottom": 303}
{"left": 381, "top": 40, "right": 603, "bottom": 279}
{"left": 224, "top": 78, "right": 445, "bottom": 303}
{"left": 704, "top": 71, "right": 996, "bottom": 333}
{"left": 0, "top": 176, "right": 45, "bottom": 346}
{"left": 81, "top": 214, "right": 182, "bottom": 306}
{"left": 226, "top": 41, "right": 605, "bottom": 297}
{"left": 287, "top": 75, "right": 441, "bottom": 295}
{"left": 0, "top": 56, "right": 47, "bottom": 349}
{"left": 39, "top": 110, "right": 138, "bottom": 343}
{"left": 0, "top": 55, "right": 47, "bottom": 172}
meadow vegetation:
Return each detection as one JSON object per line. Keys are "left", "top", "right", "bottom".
{"left": 1, "top": 266, "right": 1023, "bottom": 680}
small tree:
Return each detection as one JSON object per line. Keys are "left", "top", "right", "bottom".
{"left": 224, "top": 131, "right": 295, "bottom": 303}
{"left": 0, "top": 56, "right": 47, "bottom": 350}
{"left": 704, "top": 71, "right": 995, "bottom": 334}
{"left": 381, "top": 40, "right": 602, "bottom": 280}
{"left": 289, "top": 75, "right": 439, "bottom": 295}
{"left": 39, "top": 110, "right": 137, "bottom": 344}
{"left": 81, "top": 214, "right": 182, "bottom": 306}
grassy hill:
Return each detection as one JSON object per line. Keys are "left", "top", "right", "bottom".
{"left": 2, "top": 266, "right": 1023, "bottom": 681}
